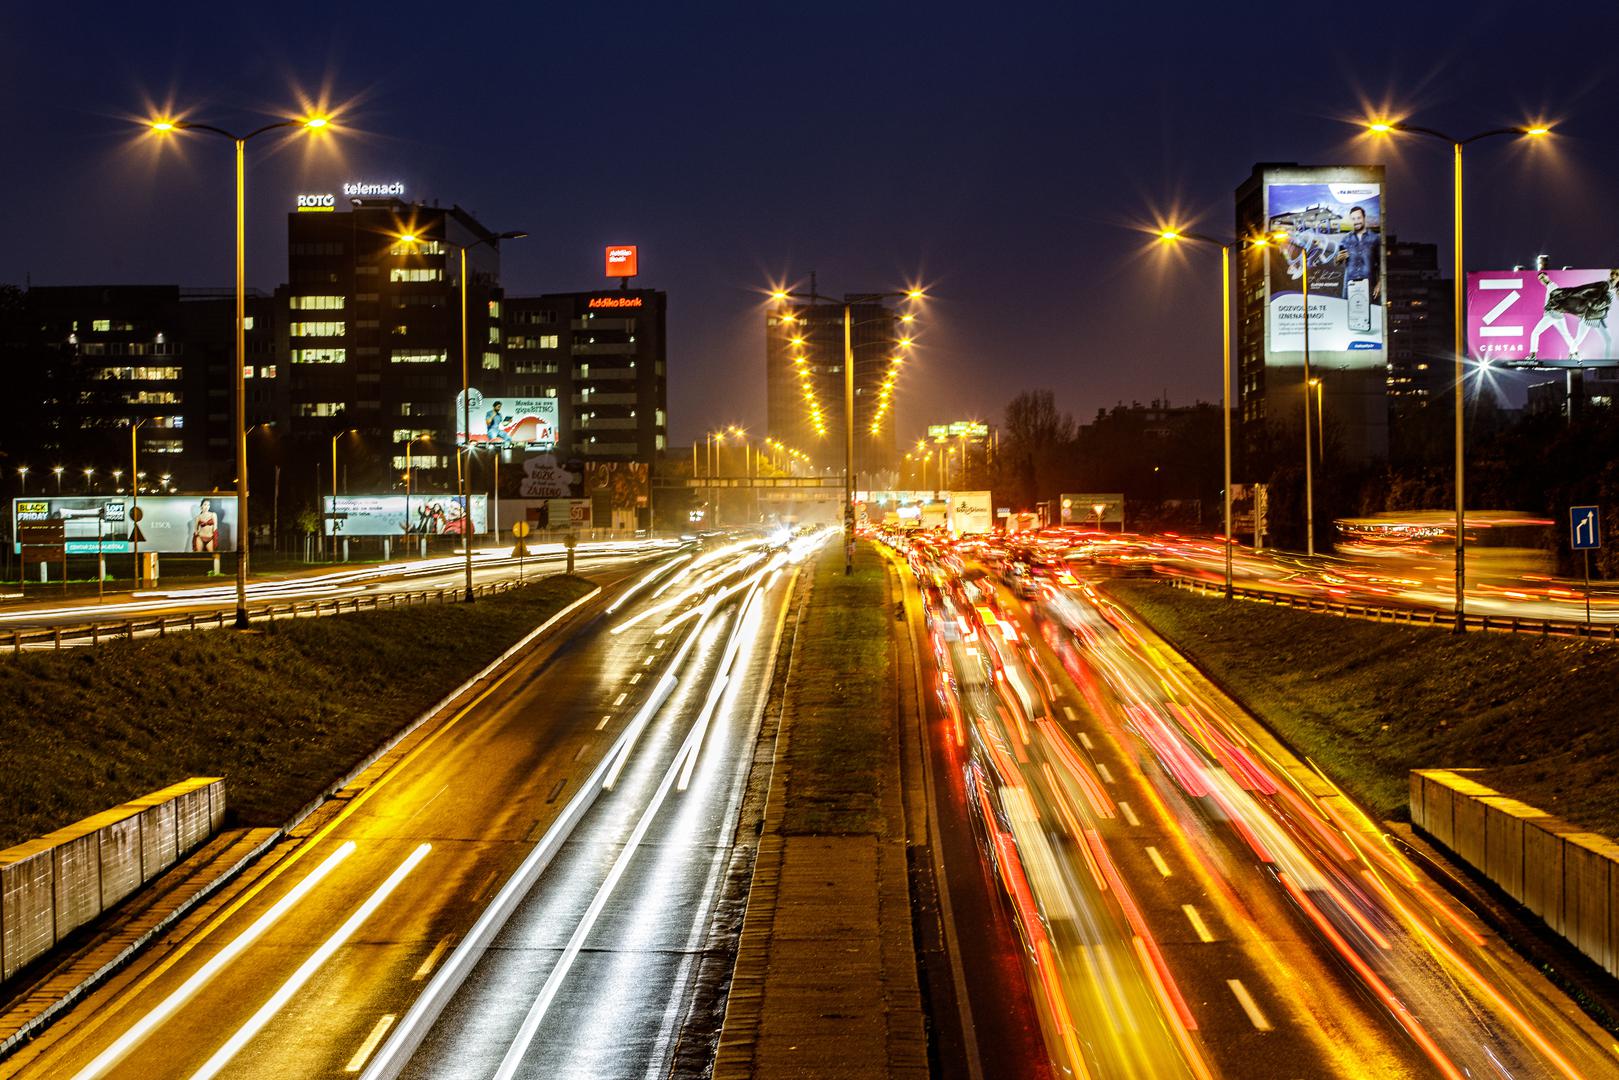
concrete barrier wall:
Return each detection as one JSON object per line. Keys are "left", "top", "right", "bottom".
{"left": 1412, "top": 768, "right": 1619, "bottom": 979}
{"left": 0, "top": 778, "right": 223, "bottom": 982}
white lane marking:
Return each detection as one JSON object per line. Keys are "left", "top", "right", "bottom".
{"left": 70, "top": 842, "right": 357, "bottom": 1080}
{"left": 1078, "top": 732, "right": 1094, "bottom": 750}
{"left": 1227, "top": 978, "right": 1273, "bottom": 1030}
{"left": 643, "top": 654, "right": 655, "bottom": 666}
{"left": 595, "top": 714, "right": 612, "bottom": 731}
{"left": 189, "top": 844, "right": 432, "bottom": 1080}
{"left": 1183, "top": 904, "right": 1215, "bottom": 942}
{"left": 613, "top": 692, "right": 628, "bottom": 706}
{"left": 1145, "top": 846, "right": 1172, "bottom": 877}
{"left": 412, "top": 936, "right": 452, "bottom": 981}
{"left": 654, "top": 638, "right": 665, "bottom": 648}
{"left": 630, "top": 672, "right": 642, "bottom": 685}
{"left": 1118, "top": 801, "right": 1140, "bottom": 827}
{"left": 344, "top": 1015, "right": 397, "bottom": 1073}
{"left": 1095, "top": 762, "right": 1115, "bottom": 784}
{"left": 572, "top": 741, "right": 591, "bottom": 763}
{"left": 1063, "top": 706, "right": 1076, "bottom": 720}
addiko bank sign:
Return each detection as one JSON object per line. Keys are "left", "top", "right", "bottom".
{"left": 587, "top": 296, "right": 643, "bottom": 309}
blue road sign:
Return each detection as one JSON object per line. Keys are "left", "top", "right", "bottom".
{"left": 1571, "top": 505, "right": 1601, "bottom": 550}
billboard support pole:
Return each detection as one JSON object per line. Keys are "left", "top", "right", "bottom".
{"left": 844, "top": 301, "right": 854, "bottom": 576}
{"left": 1301, "top": 255, "right": 1315, "bottom": 557}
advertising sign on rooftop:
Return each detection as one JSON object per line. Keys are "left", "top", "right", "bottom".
{"left": 1262, "top": 165, "right": 1387, "bottom": 369}
{"left": 1468, "top": 266, "right": 1619, "bottom": 366}
{"left": 605, "top": 245, "right": 638, "bottom": 278}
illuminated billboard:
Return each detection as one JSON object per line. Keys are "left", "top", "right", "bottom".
{"left": 1468, "top": 267, "right": 1619, "bottom": 366}
{"left": 927, "top": 421, "right": 989, "bottom": 442}
{"left": 455, "top": 388, "right": 559, "bottom": 449}
{"left": 323, "top": 495, "right": 488, "bottom": 537}
{"left": 605, "top": 245, "right": 638, "bottom": 278}
{"left": 1263, "top": 166, "right": 1387, "bottom": 368}
{"left": 13, "top": 496, "right": 235, "bottom": 554}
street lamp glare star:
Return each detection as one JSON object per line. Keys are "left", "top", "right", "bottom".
{"left": 150, "top": 119, "right": 177, "bottom": 133}
{"left": 1158, "top": 229, "right": 1182, "bottom": 242}
{"left": 303, "top": 116, "right": 330, "bottom": 129}
{"left": 1525, "top": 125, "right": 1551, "bottom": 137}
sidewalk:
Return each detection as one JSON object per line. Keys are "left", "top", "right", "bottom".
{"left": 714, "top": 541, "right": 928, "bottom": 1080}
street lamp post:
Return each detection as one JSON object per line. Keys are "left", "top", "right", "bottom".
{"left": 17, "top": 467, "right": 28, "bottom": 497}
{"left": 130, "top": 418, "right": 147, "bottom": 586}
{"left": 771, "top": 285, "right": 923, "bottom": 574}
{"left": 399, "top": 228, "right": 526, "bottom": 601}
{"left": 52, "top": 466, "right": 63, "bottom": 494}
{"left": 1156, "top": 230, "right": 1238, "bottom": 596}
{"left": 149, "top": 111, "right": 332, "bottom": 627}
{"left": 1367, "top": 118, "right": 1550, "bottom": 631}
{"left": 330, "top": 428, "right": 356, "bottom": 561}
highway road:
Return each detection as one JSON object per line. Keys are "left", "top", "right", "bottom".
{"left": 891, "top": 534, "right": 1619, "bottom": 1079}
{"left": 0, "top": 538, "right": 682, "bottom": 639}
{"left": 4, "top": 531, "right": 822, "bottom": 1079}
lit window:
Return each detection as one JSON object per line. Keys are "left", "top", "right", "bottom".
{"left": 391, "top": 349, "right": 448, "bottom": 364}
{"left": 392, "top": 428, "right": 435, "bottom": 442}
{"left": 392, "top": 453, "right": 446, "bottom": 469}
{"left": 243, "top": 316, "right": 255, "bottom": 331}
{"left": 92, "top": 319, "right": 110, "bottom": 332}
{"left": 389, "top": 268, "right": 443, "bottom": 283}
{"left": 147, "top": 438, "right": 184, "bottom": 454}
{"left": 488, "top": 327, "right": 501, "bottom": 344}
{"left": 290, "top": 295, "right": 345, "bottom": 310}
{"left": 388, "top": 239, "right": 445, "bottom": 255}
{"left": 294, "top": 402, "right": 345, "bottom": 417}
{"left": 260, "top": 365, "right": 277, "bottom": 379}
{"left": 291, "top": 348, "right": 347, "bottom": 364}
{"left": 290, "top": 321, "right": 346, "bottom": 337}
{"left": 540, "top": 335, "right": 559, "bottom": 349}
{"left": 487, "top": 300, "right": 501, "bottom": 318}
{"left": 482, "top": 352, "right": 500, "bottom": 370}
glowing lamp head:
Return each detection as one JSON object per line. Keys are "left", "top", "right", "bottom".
{"left": 1367, "top": 121, "right": 1395, "bottom": 134}
{"left": 398, "top": 232, "right": 420, "bottom": 244}
{"left": 770, "top": 290, "right": 789, "bottom": 302}
{"left": 150, "top": 119, "right": 177, "bottom": 133}
{"left": 1158, "top": 229, "right": 1181, "bottom": 242}
{"left": 303, "top": 116, "right": 330, "bottom": 129}
{"left": 906, "top": 289, "right": 923, "bottom": 300}
{"left": 1525, "top": 125, "right": 1551, "bottom": 137}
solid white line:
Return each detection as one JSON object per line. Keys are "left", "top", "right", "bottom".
{"left": 344, "top": 1015, "right": 396, "bottom": 1073}
{"left": 1183, "top": 904, "right": 1215, "bottom": 942}
{"left": 1095, "top": 762, "right": 1115, "bottom": 784}
{"left": 1078, "top": 732, "right": 1094, "bottom": 750}
{"left": 1118, "top": 801, "right": 1140, "bottom": 827}
{"left": 1227, "top": 978, "right": 1272, "bottom": 1030}
{"left": 1145, "top": 846, "right": 1172, "bottom": 877}
{"left": 70, "top": 842, "right": 357, "bottom": 1080}
{"left": 188, "top": 844, "right": 431, "bottom": 1080}
{"left": 412, "top": 937, "right": 452, "bottom": 981}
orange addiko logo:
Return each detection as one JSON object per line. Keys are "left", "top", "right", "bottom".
{"left": 605, "top": 245, "right": 638, "bottom": 277}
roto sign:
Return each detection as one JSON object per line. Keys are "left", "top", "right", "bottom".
{"left": 605, "top": 245, "right": 639, "bottom": 277}
{"left": 587, "top": 296, "right": 643, "bottom": 309}
{"left": 295, "top": 193, "right": 336, "bottom": 212}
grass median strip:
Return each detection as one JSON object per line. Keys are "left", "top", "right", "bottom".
{"left": 0, "top": 575, "right": 595, "bottom": 848}
{"left": 1108, "top": 579, "right": 1619, "bottom": 835}
{"left": 780, "top": 543, "right": 895, "bottom": 836}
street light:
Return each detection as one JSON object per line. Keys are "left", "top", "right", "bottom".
{"left": 17, "top": 466, "right": 28, "bottom": 496}
{"left": 52, "top": 466, "right": 63, "bottom": 494}
{"left": 330, "top": 428, "right": 357, "bottom": 561}
{"left": 1365, "top": 117, "right": 1552, "bottom": 630}
{"left": 149, "top": 109, "right": 333, "bottom": 627}
{"left": 398, "top": 226, "right": 526, "bottom": 601}
{"left": 1156, "top": 228, "right": 1240, "bottom": 594}
{"left": 83, "top": 467, "right": 95, "bottom": 493}
{"left": 770, "top": 284, "right": 925, "bottom": 574}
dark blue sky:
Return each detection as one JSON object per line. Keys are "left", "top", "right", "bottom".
{"left": 3, "top": 3, "right": 1615, "bottom": 445}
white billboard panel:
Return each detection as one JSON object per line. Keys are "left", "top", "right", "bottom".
{"left": 323, "top": 495, "right": 487, "bottom": 537}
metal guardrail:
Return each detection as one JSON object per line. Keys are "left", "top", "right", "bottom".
{"left": 0, "top": 576, "right": 533, "bottom": 653}
{"left": 1164, "top": 573, "right": 1619, "bottom": 642}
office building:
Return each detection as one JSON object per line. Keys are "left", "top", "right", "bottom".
{"left": 1384, "top": 238, "right": 1451, "bottom": 407}
{"left": 0, "top": 285, "right": 279, "bottom": 491}
{"left": 765, "top": 294, "right": 900, "bottom": 477}
{"left": 503, "top": 289, "right": 668, "bottom": 464}
{"left": 283, "top": 196, "right": 507, "bottom": 489}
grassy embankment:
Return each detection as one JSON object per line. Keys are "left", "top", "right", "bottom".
{"left": 0, "top": 574, "right": 594, "bottom": 849}
{"left": 779, "top": 543, "right": 897, "bottom": 836}
{"left": 1110, "top": 580, "right": 1619, "bottom": 836}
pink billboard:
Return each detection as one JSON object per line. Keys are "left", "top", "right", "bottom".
{"left": 1468, "top": 267, "right": 1618, "bottom": 366}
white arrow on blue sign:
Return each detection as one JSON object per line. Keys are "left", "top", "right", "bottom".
{"left": 1571, "top": 505, "right": 1601, "bottom": 550}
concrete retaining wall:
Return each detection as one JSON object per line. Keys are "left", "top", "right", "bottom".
{"left": 1411, "top": 768, "right": 1619, "bottom": 978}
{"left": 0, "top": 778, "right": 224, "bottom": 982}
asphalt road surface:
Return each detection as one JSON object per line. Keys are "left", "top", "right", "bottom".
{"left": 5, "top": 532, "right": 820, "bottom": 1080}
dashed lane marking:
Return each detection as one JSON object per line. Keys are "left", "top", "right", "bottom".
{"left": 1145, "top": 846, "right": 1172, "bottom": 877}
{"left": 1228, "top": 979, "right": 1273, "bottom": 1030}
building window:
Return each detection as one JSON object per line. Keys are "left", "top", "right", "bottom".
{"left": 391, "top": 349, "right": 448, "bottom": 364}
{"left": 389, "top": 268, "right": 443, "bottom": 283}
{"left": 147, "top": 438, "right": 184, "bottom": 454}
{"left": 398, "top": 402, "right": 446, "bottom": 417}
{"left": 294, "top": 402, "right": 345, "bottom": 417}
{"left": 540, "top": 334, "right": 559, "bottom": 349}
{"left": 392, "top": 454, "right": 447, "bottom": 469}
{"left": 290, "top": 295, "right": 345, "bottom": 310}
{"left": 290, "top": 321, "right": 346, "bottom": 337}
{"left": 487, "top": 327, "right": 500, "bottom": 344}
{"left": 150, "top": 416, "right": 183, "bottom": 429}
{"left": 388, "top": 239, "right": 445, "bottom": 255}
{"left": 392, "top": 428, "right": 436, "bottom": 442}
{"left": 291, "top": 348, "right": 347, "bottom": 364}
{"left": 259, "top": 365, "right": 277, "bottom": 379}
{"left": 488, "top": 300, "right": 501, "bottom": 318}
{"left": 94, "top": 366, "right": 182, "bottom": 381}
{"left": 482, "top": 352, "right": 500, "bottom": 370}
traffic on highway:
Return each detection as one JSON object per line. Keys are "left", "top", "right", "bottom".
{"left": 880, "top": 525, "right": 1617, "bottom": 1079}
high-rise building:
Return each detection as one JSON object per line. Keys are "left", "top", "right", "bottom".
{"left": 765, "top": 294, "right": 900, "bottom": 477}
{"left": 504, "top": 289, "right": 668, "bottom": 463}
{"left": 1384, "top": 237, "right": 1451, "bottom": 408}
{"left": 283, "top": 196, "right": 507, "bottom": 490}
{"left": 1235, "top": 163, "right": 1389, "bottom": 470}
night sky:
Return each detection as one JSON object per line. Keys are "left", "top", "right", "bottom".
{"left": 3, "top": 3, "right": 1615, "bottom": 446}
